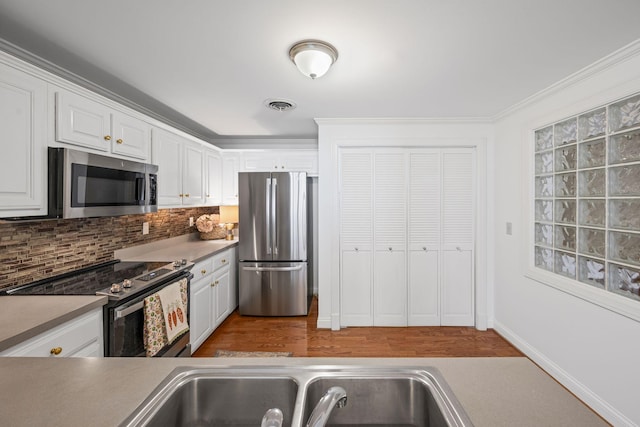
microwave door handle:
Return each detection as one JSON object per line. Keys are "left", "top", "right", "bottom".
{"left": 135, "top": 177, "right": 145, "bottom": 202}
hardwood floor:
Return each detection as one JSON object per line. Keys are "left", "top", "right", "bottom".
{"left": 193, "top": 298, "right": 522, "bottom": 357}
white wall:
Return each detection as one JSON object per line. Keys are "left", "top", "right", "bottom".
{"left": 493, "top": 41, "right": 640, "bottom": 425}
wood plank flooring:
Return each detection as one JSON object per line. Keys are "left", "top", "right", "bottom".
{"left": 193, "top": 298, "right": 522, "bottom": 357}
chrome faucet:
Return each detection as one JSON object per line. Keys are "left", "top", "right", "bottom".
{"left": 261, "top": 408, "right": 283, "bottom": 427}
{"left": 305, "top": 386, "right": 348, "bottom": 427}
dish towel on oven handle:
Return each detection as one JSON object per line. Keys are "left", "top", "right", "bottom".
{"left": 143, "top": 278, "right": 189, "bottom": 357}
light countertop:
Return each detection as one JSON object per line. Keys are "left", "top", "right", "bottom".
{"left": 0, "top": 356, "right": 607, "bottom": 426}
{"left": 0, "top": 295, "right": 107, "bottom": 352}
{"left": 115, "top": 233, "right": 238, "bottom": 263}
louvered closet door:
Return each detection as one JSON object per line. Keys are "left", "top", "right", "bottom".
{"left": 339, "top": 150, "right": 373, "bottom": 326}
{"left": 441, "top": 149, "right": 475, "bottom": 326}
{"left": 408, "top": 151, "right": 441, "bottom": 326}
{"left": 373, "top": 151, "right": 407, "bottom": 326}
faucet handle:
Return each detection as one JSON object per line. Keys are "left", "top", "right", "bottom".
{"left": 261, "top": 408, "right": 283, "bottom": 427}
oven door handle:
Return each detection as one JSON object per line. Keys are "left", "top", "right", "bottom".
{"left": 115, "top": 301, "right": 144, "bottom": 320}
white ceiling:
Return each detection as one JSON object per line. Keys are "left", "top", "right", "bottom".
{"left": 1, "top": 1, "right": 640, "bottom": 141}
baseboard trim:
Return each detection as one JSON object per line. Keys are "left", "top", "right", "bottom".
{"left": 493, "top": 320, "right": 634, "bottom": 426}
{"left": 316, "top": 316, "right": 332, "bottom": 329}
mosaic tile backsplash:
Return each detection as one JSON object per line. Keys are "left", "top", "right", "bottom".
{"left": 0, "top": 207, "right": 218, "bottom": 291}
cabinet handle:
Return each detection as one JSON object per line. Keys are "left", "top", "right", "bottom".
{"left": 104, "top": 135, "right": 112, "bottom": 141}
{"left": 116, "top": 138, "right": 123, "bottom": 144}
{"left": 221, "top": 259, "right": 226, "bottom": 263}
{"left": 50, "top": 347, "right": 62, "bottom": 356}
{"left": 388, "top": 247, "right": 392, "bottom": 251}
{"left": 422, "top": 247, "right": 427, "bottom": 251}
{"left": 184, "top": 193, "right": 190, "bottom": 198}
{"left": 211, "top": 280, "right": 219, "bottom": 287}
{"left": 201, "top": 269, "right": 207, "bottom": 274}
{"left": 456, "top": 246, "right": 462, "bottom": 251}
{"left": 206, "top": 194, "right": 211, "bottom": 197}
{"left": 354, "top": 247, "right": 359, "bottom": 251}
{"left": 179, "top": 194, "right": 184, "bottom": 197}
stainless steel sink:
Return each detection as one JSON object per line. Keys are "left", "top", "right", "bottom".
{"left": 119, "top": 366, "right": 473, "bottom": 427}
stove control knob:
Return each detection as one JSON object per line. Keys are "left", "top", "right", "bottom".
{"left": 181, "top": 259, "right": 188, "bottom": 265}
{"left": 173, "top": 260, "right": 182, "bottom": 268}
{"left": 122, "top": 279, "right": 132, "bottom": 288}
{"left": 110, "top": 283, "right": 122, "bottom": 293}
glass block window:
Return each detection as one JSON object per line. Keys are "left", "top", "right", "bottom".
{"left": 534, "top": 93, "right": 640, "bottom": 302}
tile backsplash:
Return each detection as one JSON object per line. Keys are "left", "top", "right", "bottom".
{"left": 0, "top": 207, "right": 217, "bottom": 291}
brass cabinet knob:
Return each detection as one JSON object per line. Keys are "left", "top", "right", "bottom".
{"left": 184, "top": 193, "right": 190, "bottom": 198}
{"left": 50, "top": 347, "right": 62, "bottom": 355}
{"left": 179, "top": 194, "right": 184, "bottom": 197}
{"left": 201, "top": 269, "right": 207, "bottom": 274}
{"left": 221, "top": 259, "right": 226, "bottom": 263}
{"left": 104, "top": 135, "right": 112, "bottom": 141}
{"left": 206, "top": 194, "right": 211, "bottom": 197}
{"left": 116, "top": 138, "right": 123, "bottom": 144}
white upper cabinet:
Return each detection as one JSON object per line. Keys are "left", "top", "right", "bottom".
{"left": 221, "top": 152, "right": 240, "bottom": 205}
{"left": 111, "top": 111, "right": 151, "bottom": 160}
{"left": 241, "top": 150, "right": 318, "bottom": 176}
{"left": 205, "top": 148, "right": 223, "bottom": 206}
{"left": 0, "top": 61, "right": 47, "bottom": 217}
{"left": 56, "top": 90, "right": 150, "bottom": 161}
{"left": 183, "top": 142, "right": 204, "bottom": 206}
{"left": 152, "top": 128, "right": 206, "bottom": 207}
{"left": 152, "top": 128, "right": 184, "bottom": 207}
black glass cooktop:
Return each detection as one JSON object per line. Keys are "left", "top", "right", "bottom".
{"left": 4, "top": 260, "right": 169, "bottom": 296}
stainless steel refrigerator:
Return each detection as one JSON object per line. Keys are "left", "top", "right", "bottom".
{"left": 238, "top": 171, "right": 311, "bottom": 316}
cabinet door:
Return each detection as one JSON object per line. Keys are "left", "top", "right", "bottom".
{"left": 442, "top": 249, "right": 474, "bottom": 326}
{"left": 56, "top": 90, "right": 111, "bottom": 152}
{"left": 213, "top": 268, "right": 230, "bottom": 327}
{"left": 205, "top": 149, "right": 223, "bottom": 205}
{"left": 282, "top": 151, "right": 318, "bottom": 175}
{"left": 183, "top": 142, "right": 204, "bottom": 205}
{"left": 340, "top": 249, "right": 372, "bottom": 326}
{"left": 339, "top": 149, "right": 373, "bottom": 326}
{"left": 221, "top": 153, "right": 240, "bottom": 205}
{"left": 408, "top": 151, "right": 441, "bottom": 325}
{"left": 408, "top": 249, "right": 439, "bottom": 325}
{"left": 373, "top": 151, "right": 407, "bottom": 325}
{"left": 0, "top": 62, "right": 47, "bottom": 216}
{"left": 111, "top": 111, "right": 150, "bottom": 160}
{"left": 373, "top": 248, "right": 407, "bottom": 326}
{"left": 241, "top": 151, "right": 279, "bottom": 172}
{"left": 152, "top": 128, "right": 183, "bottom": 207}
{"left": 189, "top": 277, "right": 213, "bottom": 353}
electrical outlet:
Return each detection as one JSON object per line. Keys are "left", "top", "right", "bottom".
{"left": 506, "top": 222, "right": 513, "bottom": 235}
{"left": 142, "top": 222, "right": 149, "bottom": 235}
{"left": 189, "top": 217, "right": 194, "bottom": 227}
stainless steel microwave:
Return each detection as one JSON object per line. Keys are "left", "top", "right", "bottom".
{"left": 46, "top": 147, "right": 158, "bottom": 219}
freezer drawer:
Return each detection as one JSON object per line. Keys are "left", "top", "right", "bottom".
{"left": 239, "top": 262, "right": 308, "bottom": 316}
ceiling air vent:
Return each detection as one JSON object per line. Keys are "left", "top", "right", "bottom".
{"left": 265, "top": 98, "right": 297, "bottom": 112}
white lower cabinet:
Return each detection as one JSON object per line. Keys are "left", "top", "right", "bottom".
{"left": 373, "top": 248, "right": 407, "bottom": 326}
{"left": 189, "top": 247, "right": 237, "bottom": 353}
{"left": 408, "top": 249, "right": 439, "bottom": 326}
{"left": 340, "top": 249, "right": 372, "bottom": 326}
{"left": 0, "top": 308, "right": 103, "bottom": 357}
{"left": 441, "top": 249, "right": 474, "bottom": 326}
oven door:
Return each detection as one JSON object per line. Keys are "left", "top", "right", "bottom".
{"left": 108, "top": 277, "right": 190, "bottom": 357}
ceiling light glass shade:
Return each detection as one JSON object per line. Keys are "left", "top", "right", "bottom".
{"left": 289, "top": 40, "right": 338, "bottom": 79}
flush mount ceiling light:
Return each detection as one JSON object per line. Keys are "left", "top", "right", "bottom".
{"left": 289, "top": 39, "right": 338, "bottom": 79}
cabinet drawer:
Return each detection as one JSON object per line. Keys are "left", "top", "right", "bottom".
{"left": 0, "top": 308, "right": 102, "bottom": 357}
{"left": 192, "top": 257, "right": 214, "bottom": 281}
{"left": 212, "top": 250, "right": 231, "bottom": 271}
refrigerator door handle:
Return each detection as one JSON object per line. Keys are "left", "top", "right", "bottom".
{"left": 242, "top": 265, "right": 303, "bottom": 272}
{"left": 266, "top": 177, "right": 272, "bottom": 255}
{"left": 272, "top": 178, "right": 278, "bottom": 255}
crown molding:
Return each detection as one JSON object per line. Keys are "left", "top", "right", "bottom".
{"left": 493, "top": 38, "right": 640, "bottom": 121}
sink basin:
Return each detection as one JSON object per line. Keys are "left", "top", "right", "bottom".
{"left": 120, "top": 370, "right": 298, "bottom": 426}
{"left": 302, "top": 376, "right": 454, "bottom": 427}
{"left": 120, "top": 366, "right": 473, "bottom": 427}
